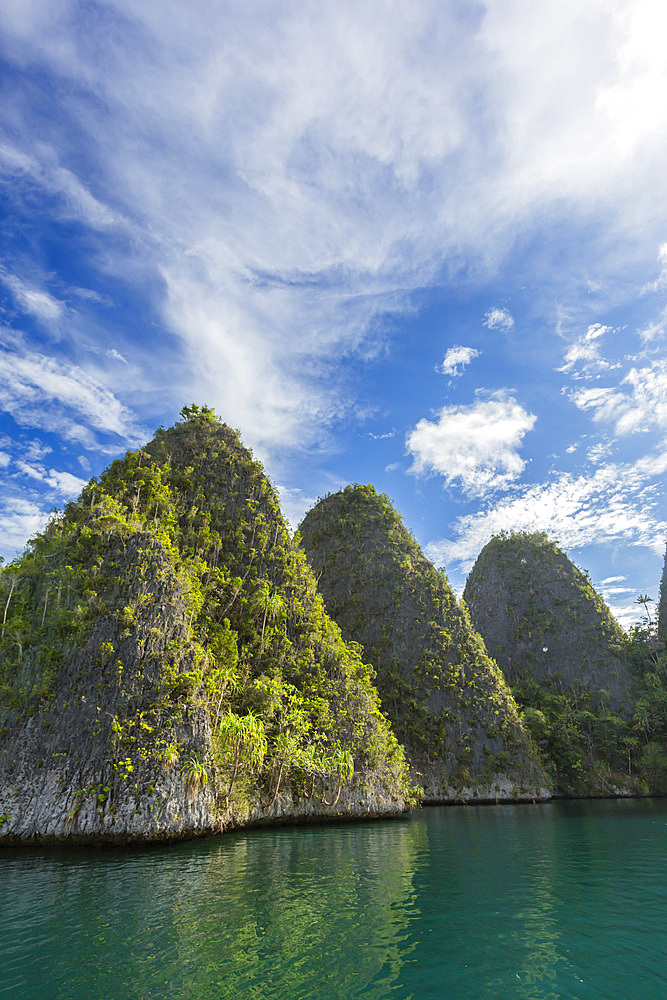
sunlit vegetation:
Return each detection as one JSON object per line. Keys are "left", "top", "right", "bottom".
{"left": 465, "top": 531, "right": 667, "bottom": 796}
{"left": 0, "top": 406, "right": 414, "bottom": 829}
{"left": 300, "top": 485, "right": 547, "bottom": 796}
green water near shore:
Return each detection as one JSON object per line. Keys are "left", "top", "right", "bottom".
{"left": 1, "top": 799, "right": 665, "bottom": 999}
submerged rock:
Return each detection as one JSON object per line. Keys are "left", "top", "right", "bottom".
{"left": 299, "top": 485, "right": 550, "bottom": 803}
{"left": 0, "top": 409, "right": 413, "bottom": 845}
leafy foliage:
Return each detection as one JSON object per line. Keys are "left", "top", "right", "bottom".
{"left": 300, "top": 485, "right": 546, "bottom": 793}
{"left": 0, "top": 408, "right": 412, "bottom": 821}
{"left": 466, "top": 531, "right": 667, "bottom": 795}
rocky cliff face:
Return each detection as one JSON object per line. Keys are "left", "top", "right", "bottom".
{"left": 299, "top": 485, "right": 550, "bottom": 803}
{"left": 659, "top": 544, "right": 667, "bottom": 648}
{"left": 463, "top": 532, "right": 631, "bottom": 712}
{"left": 0, "top": 409, "right": 413, "bottom": 845}
{"left": 463, "top": 532, "right": 648, "bottom": 796}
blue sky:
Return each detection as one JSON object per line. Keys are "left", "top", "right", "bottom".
{"left": 1, "top": 0, "right": 666, "bottom": 628}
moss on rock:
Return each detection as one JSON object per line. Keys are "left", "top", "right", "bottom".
{"left": 300, "top": 485, "right": 550, "bottom": 802}
{"left": 0, "top": 409, "right": 414, "bottom": 845}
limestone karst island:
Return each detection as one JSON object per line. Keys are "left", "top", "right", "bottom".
{"left": 1, "top": 407, "right": 665, "bottom": 845}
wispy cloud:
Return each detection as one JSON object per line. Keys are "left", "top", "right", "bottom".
{"left": 638, "top": 306, "right": 667, "bottom": 344}
{"left": 0, "top": 496, "right": 51, "bottom": 560}
{"left": 483, "top": 307, "right": 514, "bottom": 332}
{"left": 44, "top": 469, "right": 89, "bottom": 496}
{"left": 2, "top": 2, "right": 666, "bottom": 453}
{"left": 437, "top": 345, "right": 480, "bottom": 377}
{"left": 0, "top": 142, "right": 128, "bottom": 232}
{"left": 407, "top": 389, "right": 536, "bottom": 496}
{"left": 0, "top": 344, "right": 146, "bottom": 449}
{"left": 0, "top": 269, "right": 65, "bottom": 327}
{"left": 276, "top": 484, "right": 317, "bottom": 534}
{"left": 570, "top": 360, "right": 667, "bottom": 435}
{"left": 642, "top": 242, "right": 667, "bottom": 293}
{"left": 558, "top": 323, "right": 618, "bottom": 375}
{"left": 106, "top": 348, "right": 127, "bottom": 364}
{"left": 425, "top": 452, "right": 667, "bottom": 575}
{"left": 586, "top": 440, "right": 613, "bottom": 464}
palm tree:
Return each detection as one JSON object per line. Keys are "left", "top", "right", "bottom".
{"left": 322, "top": 747, "right": 354, "bottom": 808}
{"left": 217, "top": 711, "right": 267, "bottom": 805}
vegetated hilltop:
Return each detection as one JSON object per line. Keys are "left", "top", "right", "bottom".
{"left": 0, "top": 407, "right": 413, "bottom": 845}
{"left": 463, "top": 532, "right": 631, "bottom": 706}
{"left": 299, "top": 485, "right": 550, "bottom": 802}
{"left": 464, "top": 531, "right": 667, "bottom": 796}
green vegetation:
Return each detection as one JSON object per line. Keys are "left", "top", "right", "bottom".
{"left": 465, "top": 531, "right": 667, "bottom": 795}
{"left": 658, "top": 548, "right": 667, "bottom": 646}
{"left": 0, "top": 407, "right": 413, "bottom": 835}
{"left": 2, "top": 416, "right": 664, "bottom": 841}
{"left": 300, "top": 485, "right": 548, "bottom": 797}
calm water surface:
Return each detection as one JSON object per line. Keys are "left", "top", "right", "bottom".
{"left": 1, "top": 799, "right": 665, "bottom": 1000}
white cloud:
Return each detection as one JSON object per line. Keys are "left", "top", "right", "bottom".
{"left": 276, "top": 484, "right": 317, "bottom": 534}
{"left": 0, "top": 142, "right": 128, "bottom": 232}
{"left": 24, "top": 439, "right": 52, "bottom": 462}
{"left": 406, "top": 389, "right": 536, "bottom": 496}
{"left": 44, "top": 469, "right": 89, "bottom": 497}
{"left": 638, "top": 306, "right": 667, "bottom": 344}
{"left": 586, "top": 441, "right": 612, "bottom": 464}
{"left": 0, "top": 269, "right": 65, "bottom": 326}
{"left": 10, "top": 456, "right": 88, "bottom": 498}
{"left": 1, "top": 0, "right": 660, "bottom": 454}
{"left": 14, "top": 461, "right": 45, "bottom": 481}
{"left": 437, "top": 345, "right": 480, "bottom": 377}
{"left": 0, "top": 497, "right": 50, "bottom": 561}
{"left": 642, "top": 242, "right": 667, "bottom": 293}
{"left": 597, "top": 575, "right": 638, "bottom": 625}
{"left": 483, "top": 307, "right": 514, "bottom": 332}
{"left": 0, "top": 451, "right": 10, "bottom": 468}
{"left": 638, "top": 318, "right": 665, "bottom": 344}
{"left": 584, "top": 323, "right": 613, "bottom": 342}
{"left": 571, "top": 360, "right": 667, "bottom": 435}
{"left": 607, "top": 601, "right": 645, "bottom": 631}
{"left": 0, "top": 344, "right": 146, "bottom": 449}
{"left": 425, "top": 451, "right": 667, "bottom": 575}
{"left": 1, "top": 0, "right": 667, "bottom": 458}
{"left": 558, "top": 323, "right": 617, "bottom": 374}
{"left": 106, "top": 348, "right": 128, "bottom": 364}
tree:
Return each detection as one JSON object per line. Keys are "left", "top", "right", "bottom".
{"left": 322, "top": 746, "right": 355, "bottom": 807}
{"left": 217, "top": 711, "right": 267, "bottom": 805}
{"left": 179, "top": 403, "right": 217, "bottom": 425}
{"left": 1, "top": 570, "right": 19, "bottom": 641}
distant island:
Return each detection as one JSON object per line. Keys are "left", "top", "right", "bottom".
{"left": 0, "top": 407, "right": 665, "bottom": 845}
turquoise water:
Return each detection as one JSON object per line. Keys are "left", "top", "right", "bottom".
{"left": 1, "top": 799, "right": 665, "bottom": 999}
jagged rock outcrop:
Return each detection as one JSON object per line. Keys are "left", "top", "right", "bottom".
{"left": 462, "top": 532, "right": 651, "bottom": 797}
{"left": 463, "top": 532, "right": 632, "bottom": 713}
{"left": 0, "top": 408, "right": 413, "bottom": 845}
{"left": 299, "top": 485, "right": 550, "bottom": 803}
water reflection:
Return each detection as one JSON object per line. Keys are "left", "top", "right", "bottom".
{"left": 0, "top": 800, "right": 665, "bottom": 1000}
{"left": 0, "top": 819, "right": 427, "bottom": 1000}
